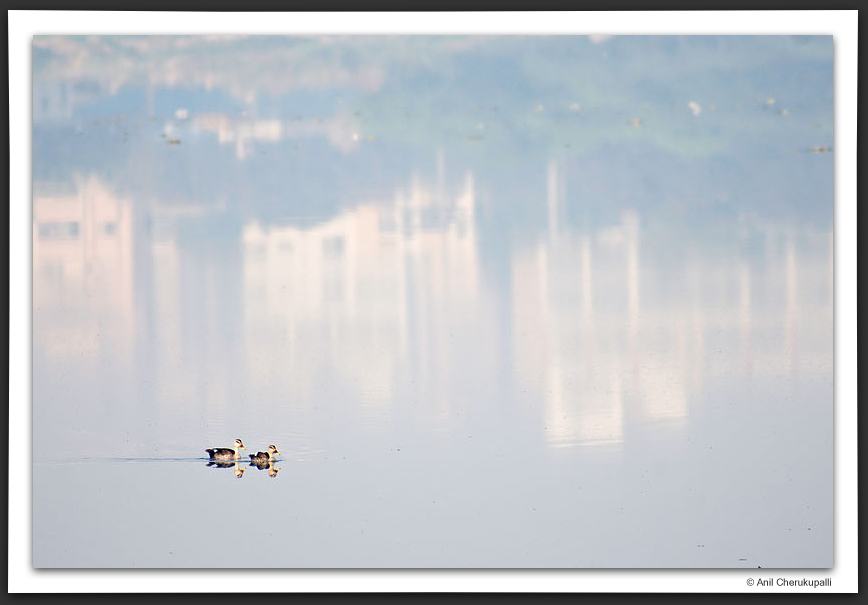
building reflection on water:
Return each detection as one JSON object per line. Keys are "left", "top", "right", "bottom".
{"left": 513, "top": 210, "right": 692, "bottom": 448}
{"left": 240, "top": 170, "right": 487, "bottom": 431}
{"left": 192, "top": 112, "right": 365, "bottom": 158}
{"left": 512, "top": 162, "right": 832, "bottom": 448}
{"left": 32, "top": 157, "right": 833, "bottom": 453}
{"left": 33, "top": 174, "right": 135, "bottom": 362}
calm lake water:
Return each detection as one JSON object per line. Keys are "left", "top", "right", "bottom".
{"left": 32, "top": 35, "right": 833, "bottom": 568}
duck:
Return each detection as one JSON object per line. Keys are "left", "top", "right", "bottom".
{"left": 205, "top": 438, "right": 246, "bottom": 460}
{"left": 248, "top": 445, "right": 280, "bottom": 465}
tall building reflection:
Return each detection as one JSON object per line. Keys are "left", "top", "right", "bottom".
{"left": 510, "top": 160, "right": 833, "bottom": 449}
{"left": 33, "top": 175, "right": 135, "bottom": 361}
{"left": 240, "top": 170, "right": 488, "bottom": 428}
{"left": 145, "top": 203, "right": 246, "bottom": 433}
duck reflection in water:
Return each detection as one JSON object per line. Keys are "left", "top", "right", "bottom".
{"left": 206, "top": 460, "right": 246, "bottom": 478}
{"left": 248, "top": 459, "right": 281, "bottom": 478}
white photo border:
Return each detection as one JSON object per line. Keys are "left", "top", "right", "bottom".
{"left": 9, "top": 9, "right": 858, "bottom": 593}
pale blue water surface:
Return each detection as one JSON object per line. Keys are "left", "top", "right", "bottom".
{"left": 32, "top": 35, "right": 833, "bottom": 568}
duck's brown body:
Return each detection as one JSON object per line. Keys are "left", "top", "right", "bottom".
{"left": 206, "top": 438, "right": 246, "bottom": 460}
{"left": 249, "top": 445, "right": 280, "bottom": 464}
